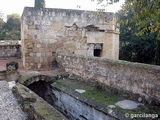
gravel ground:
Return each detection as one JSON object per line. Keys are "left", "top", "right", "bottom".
{"left": 0, "top": 81, "right": 28, "bottom": 120}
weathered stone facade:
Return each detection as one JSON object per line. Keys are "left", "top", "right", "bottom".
{"left": 57, "top": 53, "right": 160, "bottom": 104}
{"left": 0, "top": 45, "right": 21, "bottom": 58}
{"left": 21, "top": 7, "right": 119, "bottom": 69}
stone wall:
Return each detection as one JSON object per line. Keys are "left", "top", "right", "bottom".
{"left": 12, "top": 83, "right": 67, "bottom": 120}
{"left": 57, "top": 52, "right": 160, "bottom": 104}
{"left": 21, "top": 7, "right": 119, "bottom": 69}
{"left": 0, "top": 45, "right": 21, "bottom": 58}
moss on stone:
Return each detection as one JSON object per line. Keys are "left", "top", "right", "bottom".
{"left": 58, "top": 52, "right": 160, "bottom": 71}
{"left": 52, "top": 79, "right": 160, "bottom": 116}
{"left": 18, "top": 71, "right": 40, "bottom": 85}
{"left": 53, "top": 80, "right": 123, "bottom": 106}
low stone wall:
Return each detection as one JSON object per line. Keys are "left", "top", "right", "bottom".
{"left": 57, "top": 52, "right": 160, "bottom": 104}
{"left": 0, "top": 45, "right": 21, "bottom": 58}
{"left": 0, "top": 40, "right": 21, "bottom": 45}
{"left": 12, "top": 83, "right": 67, "bottom": 120}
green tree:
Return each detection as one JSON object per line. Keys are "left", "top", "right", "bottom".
{"left": 35, "top": 0, "right": 46, "bottom": 8}
{"left": 3, "top": 13, "right": 21, "bottom": 40}
{"left": 119, "top": 8, "right": 157, "bottom": 64}
{"left": 0, "top": 12, "right": 5, "bottom": 40}
{"left": 0, "top": 12, "right": 3, "bottom": 28}
{"left": 120, "top": 0, "right": 160, "bottom": 65}
{"left": 121, "top": 0, "right": 160, "bottom": 37}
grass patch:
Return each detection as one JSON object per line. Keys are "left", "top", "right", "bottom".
{"left": 54, "top": 79, "right": 123, "bottom": 106}
{"left": 53, "top": 79, "right": 160, "bottom": 115}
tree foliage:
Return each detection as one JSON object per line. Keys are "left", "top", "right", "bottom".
{"left": 119, "top": 9, "right": 157, "bottom": 64}
{"left": 121, "top": 0, "right": 160, "bottom": 39}
{"left": 0, "top": 13, "right": 21, "bottom": 40}
{"left": 90, "top": 0, "right": 119, "bottom": 12}
{"left": 35, "top": 0, "right": 46, "bottom": 8}
{"left": 0, "top": 12, "right": 3, "bottom": 29}
{"left": 118, "top": 0, "right": 160, "bottom": 65}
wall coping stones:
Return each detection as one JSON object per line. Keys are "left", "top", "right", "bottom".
{"left": 57, "top": 52, "right": 160, "bottom": 71}
{"left": 0, "top": 44, "right": 21, "bottom": 58}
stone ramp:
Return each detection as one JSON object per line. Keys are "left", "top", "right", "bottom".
{"left": 0, "top": 81, "right": 28, "bottom": 120}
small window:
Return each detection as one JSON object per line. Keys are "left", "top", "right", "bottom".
{"left": 94, "top": 44, "right": 102, "bottom": 57}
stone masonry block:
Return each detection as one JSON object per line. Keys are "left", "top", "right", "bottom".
{"left": 25, "top": 57, "right": 34, "bottom": 63}
{"left": 37, "top": 44, "right": 41, "bottom": 48}
{"left": 39, "top": 48, "right": 46, "bottom": 52}
{"left": 44, "top": 57, "right": 49, "bottom": 63}
{"left": 36, "top": 53, "right": 41, "bottom": 57}
{"left": 40, "top": 57, "right": 44, "bottom": 63}
{"left": 46, "top": 52, "right": 52, "bottom": 57}
{"left": 34, "top": 57, "right": 40, "bottom": 63}
{"left": 27, "top": 43, "right": 33, "bottom": 49}
{"left": 29, "top": 53, "right": 35, "bottom": 57}
{"left": 27, "top": 34, "right": 33, "bottom": 40}
{"left": 33, "top": 47, "right": 39, "bottom": 52}
{"left": 69, "top": 31, "right": 82, "bottom": 37}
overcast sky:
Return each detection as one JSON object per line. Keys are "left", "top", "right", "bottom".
{"left": 0, "top": 0, "right": 124, "bottom": 18}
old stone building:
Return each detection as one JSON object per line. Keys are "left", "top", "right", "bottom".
{"left": 21, "top": 7, "right": 119, "bottom": 69}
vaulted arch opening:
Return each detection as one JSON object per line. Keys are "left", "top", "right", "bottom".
{"left": 94, "top": 44, "right": 103, "bottom": 57}
{"left": 27, "top": 80, "right": 55, "bottom": 106}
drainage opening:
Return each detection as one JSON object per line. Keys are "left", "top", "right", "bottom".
{"left": 27, "top": 80, "right": 55, "bottom": 106}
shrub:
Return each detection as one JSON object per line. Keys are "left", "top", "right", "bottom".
{"left": 6, "top": 61, "right": 19, "bottom": 71}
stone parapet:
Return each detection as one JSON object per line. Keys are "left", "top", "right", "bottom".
{"left": 0, "top": 45, "right": 21, "bottom": 58}
{"left": 57, "top": 52, "right": 160, "bottom": 105}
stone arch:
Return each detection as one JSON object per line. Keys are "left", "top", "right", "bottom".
{"left": 18, "top": 71, "right": 55, "bottom": 86}
{"left": 18, "top": 71, "right": 69, "bottom": 106}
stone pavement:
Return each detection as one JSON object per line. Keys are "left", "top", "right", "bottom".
{"left": 0, "top": 58, "right": 61, "bottom": 120}
{"left": 0, "top": 58, "right": 57, "bottom": 75}
{"left": 0, "top": 81, "right": 28, "bottom": 120}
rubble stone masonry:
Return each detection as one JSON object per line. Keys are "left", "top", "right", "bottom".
{"left": 21, "top": 7, "right": 119, "bottom": 69}
{"left": 0, "top": 45, "right": 21, "bottom": 58}
{"left": 57, "top": 52, "right": 160, "bottom": 104}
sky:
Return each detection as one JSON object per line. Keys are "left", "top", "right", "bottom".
{"left": 0, "top": 0, "right": 125, "bottom": 18}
